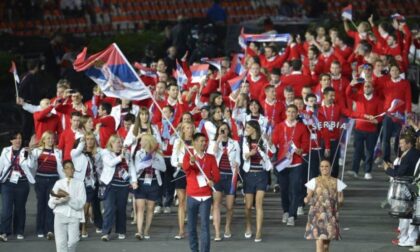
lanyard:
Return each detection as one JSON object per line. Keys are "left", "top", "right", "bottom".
{"left": 10, "top": 150, "right": 21, "bottom": 170}
{"left": 284, "top": 122, "right": 296, "bottom": 144}
{"left": 322, "top": 105, "right": 334, "bottom": 122}
{"left": 264, "top": 101, "right": 276, "bottom": 125}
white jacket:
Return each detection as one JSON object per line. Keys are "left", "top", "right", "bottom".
{"left": 48, "top": 178, "right": 86, "bottom": 222}
{"left": 70, "top": 141, "right": 103, "bottom": 187}
{"left": 207, "top": 138, "right": 241, "bottom": 170}
{"left": 123, "top": 124, "right": 163, "bottom": 158}
{"left": 242, "top": 137, "right": 276, "bottom": 172}
{"left": 110, "top": 104, "right": 140, "bottom": 130}
{"left": 245, "top": 114, "right": 269, "bottom": 134}
{"left": 204, "top": 121, "right": 217, "bottom": 141}
{"left": 99, "top": 149, "right": 130, "bottom": 185}
{"left": 30, "top": 148, "right": 64, "bottom": 178}
{"left": 129, "top": 149, "right": 166, "bottom": 185}
{"left": 0, "top": 146, "right": 35, "bottom": 184}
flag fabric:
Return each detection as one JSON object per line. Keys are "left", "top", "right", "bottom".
{"left": 373, "top": 127, "right": 383, "bottom": 160}
{"left": 137, "top": 153, "right": 153, "bottom": 169}
{"left": 173, "top": 60, "right": 188, "bottom": 89}
{"left": 73, "top": 43, "right": 151, "bottom": 101}
{"left": 238, "top": 28, "right": 290, "bottom": 48}
{"left": 342, "top": 4, "right": 352, "bottom": 20}
{"left": 388, "top": 99, "right": 405, "bottom": 113}
{"left": 227, "top": 72, "right": 247, "bottom": 92}
{"left": 238, "top": 27, "right": 247, "bottom": 49}
{"left": 10, "top": 61, "right": 20, "bottom": 83}
{"left": 190, "top": 64, "right": 209, "bottom": 83}
{"left": 229, "top": 172, "right": 238, "bottom": 194}
{"left": 275, "top": 142, "right": 297, "bottom": 172}
{"left": 230, "top": 54, "right": 246, "bottom": 75}
{"left": 391, "top": 13, "right": 406, "bottom": 22}
{"left": 201, "top": 57, "right": 223, "bottom": 71}
{"left": 134, "top": 62, "right": 158, "bottom": 78}
{"left": 339, "top": 119, "right": 355, "bottom": 160}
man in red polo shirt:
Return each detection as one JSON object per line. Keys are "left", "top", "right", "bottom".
{"left": 95, "top": 102, "right": 116, "bottom": 148}
{"left": 58, "top": 111, "right": 83, "bottom": 161}
{"left": 281, "top": 59, "right": 313, "bottom": 96}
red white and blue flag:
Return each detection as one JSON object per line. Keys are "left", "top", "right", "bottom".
{"left": 134, "top": 62, "right": 158, "bottom": 78}
{"left": 275, "top": 142, "right": 297, "bottom": 172}
{"left": 391, "top": 13, "right": 405, "bottom": 22}
{"left": 9, "top": 61, "right": 20, "bottom": 83}
{"left": 341, "top": 4, "right": 352, "bottom": 20}
{"left": 173, "top": 60, "right": 188, "bottom": 89}
{"left": 230, "top": 54, "right": 245, "bottom": 75}
{"left": 229, "top": 172, "right": 238, "bottom": 194}
{"left": 388, "top": 99, "right": 405, "bottom": 113}
{"left": 137, "top": 153, "right": 153, "bottom": 169}
{"left": 73, "top": 43, "right": 151, "bottom": 101}
{"left": 190, "top": 64, "right": 209, "bottom": 83}
{"left": 228, "top": 72, "right": 247, "bottom": 92}
{"left": 201, "top": 57, "right": 222, "bottom": 71}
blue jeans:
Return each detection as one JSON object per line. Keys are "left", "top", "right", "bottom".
{"left": 102, "top": 185, "right": 129, "bottom": 235}
{"left": 382, "top": 115, "right": 402, "bottom": 162}
{"left": 352, "top": 129, "right": 378, "bottom": 174}
{"left": 35, "top": 175, "right": 58, "bottom": 235}
{"left": 187, "top": 197, "right": 212, "bottom": 252}
{"left": 277, "top": 165, "right": 303, "bottom": 218}
{"left": 0, "top": 180, "right": 30, "bottom": 235}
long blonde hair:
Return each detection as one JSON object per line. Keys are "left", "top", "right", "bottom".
{"left": 133, "top": 107, "right": 152, "bottom": 136}
{"left": 84, "top": 131, "right": 98, "bottom": 155}
{"left": 140, "top": 134, "right": 160, "bottom": 154}
{"left": 38, "top": 131, "right": 55, "bottom": 150}
{"left": 175, "top": 122, "right": 195, "bottom": 152}
{"left": 106, "top": 134, "right": 122, "bottom": 152}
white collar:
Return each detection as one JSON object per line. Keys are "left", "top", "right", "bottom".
{"left": 266, "top": 55, "right": 276, "bottom": 62}
{"left": 194, "top": 150, "right": 205, "bottom": 159}
{"left": 322, "top": 49, "right": 333, "bottom": 57}
{"left": 340, "top": 44, "right": 347, "bottom": 50}
{"left": 251, "top": 75, "right": 261, "bottom": 82}
{"left": 291, "top": 71, "right": 302, "bottom": 75}
{"left": 331, "top": 74, "right": 341, "bottom": 80}
{"left": 391, "top": 77, "right": 402, "bottom": 83}
{"left": 167, "top": 98, "right": 177, "bottom": 106}
{"left": 265, "top": 99, "right": 276, "bottom": 106}
{"left": 364, "top": 93, "right": 373, "bottom": 100}
{"left": 285, "top": 120, "right": 297, "bottom": 127}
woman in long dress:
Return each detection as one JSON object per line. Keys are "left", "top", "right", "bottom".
{"left": 304, "top": 160, "right": 346, "bottom": 252}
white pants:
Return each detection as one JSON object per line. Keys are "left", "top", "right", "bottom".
{"left": 54, "top": 214, "right": 80, "bottom": 252}
{"left": 399, "top": 218, "right": 418, "bottom": 245}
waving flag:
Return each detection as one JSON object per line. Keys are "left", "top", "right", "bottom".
{"left": 190, "top": 64, "right": 209, "bottom": 83}
{"left": 230, "top": 54, "right": 246, "bottom": 75}
{"left": 373, "top": 127, "right": 383, "bottom": 160}
{"left": 201, "top": 57, "right": 222, "bottom": 71}
{"left": 134, "top": 62, "right": 157, "bottom": 78}
{"left": 238, "top": 27, "right": 247, "bottom": 49}
{"left": 342, "top": 4, "right": 352, "bottom": 20}
{"left": 228, "top": 72, "right": 247, "bottom": 92}
{"left": 391, "top": 13, "right": 406, "bottom": 22}
{"left": 388, "top": 99, "right": 405, "bottom": 113}
{"left": 240, "top": 30, "right": 290, "bottom": 43}
{"left": 73, "top": 43, "right": 151, "bottom": 101}
{"left": 10, "top": 61, "right": 20, "bottom": 84}
{"left": 137, "top": 153, "right": 153, "bottom": 169}
{"left": 229, "top": 172, "right": 238, "bottom": 194}
{"left": 173, "top": 60, "right": 188, "bottom": 89}
{"left": 275, "top": 142, "right": 297, "bottom": 172}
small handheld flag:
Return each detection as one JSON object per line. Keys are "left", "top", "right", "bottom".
{"left": 227, "top": 72, "right": 247, "bottom": 92}
{"left": 342, "top": 4, "right": 352, "bottom": 21}
{"left": 190, "top": 64, "right": 209, "bottom": 83}
{"left": 9, "top": 61, "right": 19, "bottom": 97}
{"left": 173, "top": 60, "right": 188, "bottom": 89}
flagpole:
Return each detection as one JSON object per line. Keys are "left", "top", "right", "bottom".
{"left": 307, "top": 133, "right": 312, "bottom": 183}
{"left": 113, "top": 43, "right": 216, "bottom": 191}
{"left": 340, "top": 124, "right": 351, "bottom": 181}
{"left": 13, "top": 79, "right": 18, "bottom": 98}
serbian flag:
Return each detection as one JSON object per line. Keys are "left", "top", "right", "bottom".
{"left": 228, "top": 72, "right": 246, "bottom": 92}
{"left": 391, "top": 13, "right": 406, "bottom": 22}
{"left": 134, "top": 62, "right": 157, "bottom": 78}
{"left": 137, "top": 153, "right": 153, "bottom": 169}
{"left": 387, "top": 99, "right": 405, "bottom": 113}
{"left": 74, "top": 43, "right": 151, "bottom": 100}
{"left": 190, "top": 64, "right": 209, "bottom": 83}
{"left": 275, "top": 142, "right": 297, "bottom": 172}
{"left": 373, "top": 127, "right": 383, "bottom": 159}
{"left": 240, "top": 28, "right": 290, "bottom": 43}
{"left": 201, "top": 57, "right": 222, "bottom": 71}
{"left": 230, "top": 54, "right": 245, "bottom": 75}
{"left": 10, "top": 61, "right": 20, "bottom": 83}
{"left": 238, "top": 27, "right": 247, "bottom": 49}
{"left": 173, "top": 60, "right": 188, "bottom": 89}
{"left": 341, "top": 4, "right": 352, "bottom": 20}
{"left": 229, "top": 172, "right": 238, "bottom": 194}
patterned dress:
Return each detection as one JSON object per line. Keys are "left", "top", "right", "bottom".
{"left": 304, "top": 176, "right": 347, "bottom": 240}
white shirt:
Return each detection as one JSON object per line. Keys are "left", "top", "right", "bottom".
{"left": 305, "top": 178, "right": 347, "bottom": 192}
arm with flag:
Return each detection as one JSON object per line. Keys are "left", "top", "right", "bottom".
{"left": 10, "top": 61, "right": 20, "bottom": 97}
{"left": 173, "top": 60, "right": 189, "bottom": 89}
{"left": 227, "top": 72, "right": 247, "bottom": 93}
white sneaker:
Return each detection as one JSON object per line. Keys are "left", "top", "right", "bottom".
{"left": 16, "top": 235, "right": 24, "bottom": 240}
{"left": 96, "top": 228, "right": 102, "bottom": 234}
{"left": 0, "top": 234, "right": 7, "bottom": 242}
{"left": 297, "top": 207, "right": 304, "bottom": 216}
{"left": 364, "top": 173, "right": 373, "bottom": 180}
{"left": 282, "top": 212, "right": 289, "bottom": 223}
{"left": 101, "top": 235, "right": 109, "bottom": 241}
{"left": 209, "top": 215, "right": 213, "bottom": 220}
{"left": 163, "top": 207, "right": 171, "bottom": 214}
{"left": 346, "top": 170, "right": 358, "bottom": 178}
{"left": 37, "top": 234, "right": 44, "bottom": 238}
{"left": 118, "top": 234, "right": 126, "bottom": 240}
{"left": 286, "top": 217, "right": 295, "bottom": 226}
{"left": 154, "top": 206, "right": 162, "bottom": 214}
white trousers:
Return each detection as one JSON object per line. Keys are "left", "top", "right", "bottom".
{"left": 399, "top": 218, "right": 418, "bottom": 245}
{"left": 54, "top": 214, "right": 80, "bottom": 252}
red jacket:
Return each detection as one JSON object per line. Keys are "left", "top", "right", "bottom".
{"left": 183, "top": 152, "right": 220, "bottom": 197}
{"left": 261, "top": 99, "right": 284, "bottom": 126}
{"left": 346, "top": 85, "right": 384, "bottom": 132}
{"left": 117, "top": 126, "right": 129, "bottom": 140}
{"left": 94, "top": 115, "right": 116, "bottom": 148}
{"left": 33, "top": 106, "right": 62, "bottom": 141}
{"left": 281, "top": 71, "right": 314, "bottom": 97}
{"left": 156, "top": 121, "right": 175, "bottom": 157}
{"left": 259, "top": 47, "right": 290, "bottom": 72}
{"left": 378, "top": 78, "right": 412, "bottom": 114}
{"left": 272, "top": 121, "right": 310, "bottom": 166}
{"left": 58, "top": 128, "right": 76, "bottom": 161}
{"left": 318, "top": 52, "right": 337, "bottom": 74}
{"left": 247, "top": 74, "right": 269, "bottom": 101}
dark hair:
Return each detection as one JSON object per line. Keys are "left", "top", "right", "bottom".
{"left": 167, "top": 83, "right": 178, "bottom": 90}
{"left": 308, "top": 46, "right": 320, "bottom": 56}
{"left": 63, "top": 160, "right": 75, "bottom": 169}
{"left": 400, "top": 134, "right": 415, "bottom": 146}
{"left": 323, "top": 87, "right": 335, "bottom": 95}
{"left": 116, "top": 98, "right": 133, "bottom": 111}
{"left": 9, "top": 130, "right": 23, "bottom": 141}
{"left": 284, "top": 86, "right": 294, "bottom": 93}
{"left": 359, "top": 40, "right": 372, "bottom": 53}
{"left": 27, "top": 59, "right": 40, "bottom": 71}
{"left": 100, "top": 102, "right": 112, "bottom": 115}
{"left": 286, "top": 104, "right": 298, "bottom": 111}
{"left": 245, "top": 120, "right": 264, "bottom": 151}
{"left": 291, "top": 59, "right": 302, "bottom": 71}
{"left": 209, "top": 106, "right": 223, "bottom": 126}
{"left": 163, "top": 105, "right": 175, "bottom": 114}
{"left": 214, "top": 122, "right": 232, "bottom": 141}
{"left": 181, "top": 112, "right": 193, "bottom": 122}
{"left": 71, "top": 111, "right": 82, "bottom": 118}
{"left": 123, "top": 113, "right": 136, "bottom": 123}
{"left": 271, "top": 68, "right": 281, "bottom": 76}
{"left": 305, "top": 93, "right": 317, "bottom": 101}
{"left": 193, "top": 132, "right": 206, "bottom": 141}
{"left": 247, "top": 99, "right": 264, "bottom": 115}
{"left": 331, "top": 60, "right": 341, "bottom": 67}
{"left": 209, "top": 91, "right": 224, "bottom": 109}
{"left": 319, "top": 73, "right": 331, "bottom": 80}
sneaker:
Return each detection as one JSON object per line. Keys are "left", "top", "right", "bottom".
{"left": 143, "top": 235, "right": 150, "bottom": 240}
{"left": 163, "top": 207, "right": 171, "bottom": 214}
{"left": 364, "top": 173, "right": 373, "bottom": 180}
{"left": 410, "top": 245, "right": 420, "bottom": 252}
{"left": 282, "top": 212, "right": 289, "bottom": 223}
{"left": 346, "top": 170, "right": 358, "bottom": 178}
{"left": 286, "top": 217, "right": 295, "bottom": 226}
{"left": 154, "top": 206, "right": 162, "bottom": 214}
{"left": 244, "top": 232, "right": 252, "bottom": 239}
{"left": 47, "top": 232, "right": 54, "bottom": 240}
{"left": 16, "top": 235, "right": 24, "bottom": 240}
{"left": 101, "top": 235, "right": 109, "bottom": 241}
{"left": 135, "top": 233, "right": 143, "bottom": 240}
{"left": 37, "top": 234, "right": 44, "bottom": 238}
{"left": 96, "top": 228, "right": 102, "bottom": 234}
{"left": 297, "top": 207, "right": 304, "bottom": 216}
{"left": 118, "top": 234, "right": 126, "bottom": 240}
{"left": 0, "top": 234, "right": 7, "bottom": 242}
{"left": 81, "top": 233, "right": 88, "bottom": 238}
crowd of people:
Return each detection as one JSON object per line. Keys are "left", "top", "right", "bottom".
{"left": 0, "top": 10, "right": 419, "bottom": 252}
